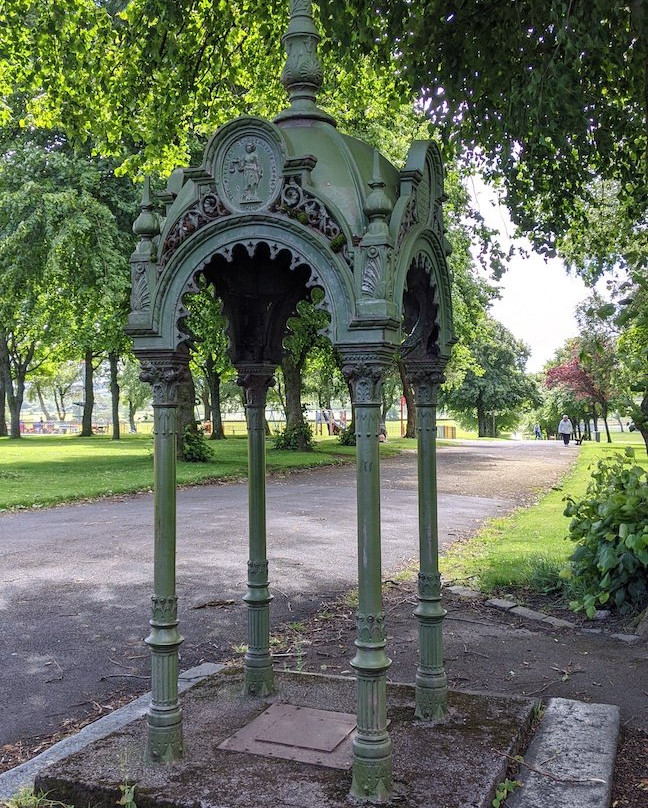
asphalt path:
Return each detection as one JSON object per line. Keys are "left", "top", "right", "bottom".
{"left": 0, "top": 441, "right": 571, "bottom": 746}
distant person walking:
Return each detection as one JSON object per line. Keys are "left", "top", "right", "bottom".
{"left": 557, "top": 414, "right": 573, "bottom": 446}
{"left": 533, "top": 424, "right": 542, "bottom": 440}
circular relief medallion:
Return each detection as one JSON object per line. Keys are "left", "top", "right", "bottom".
{"left": 219, "top": 134, "right": 280, "bottom": 214}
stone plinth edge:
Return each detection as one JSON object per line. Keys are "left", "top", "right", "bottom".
{"left": 0, "top": 663, "right": 224, "bottom": 800}
{"left": 507, "top": 697, "right": 619, "bottom": 808}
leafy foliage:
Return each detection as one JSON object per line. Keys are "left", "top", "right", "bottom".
{"left": 564, "top": 449, "right": 648, "bottom": 617}
{"left": 273, "top": 410, "right": 314, "bottom": 451}
{"left": 182, "top": 423, "right": 214, "bottom": 463}
{"left": 338, "top": 424, "right": 356, "bottom": 446}
{"left": 441, "top": 318, "right": 540, "bottom": 436}
{"left": 320, "top": 0, "right": 647, "bottom": 256}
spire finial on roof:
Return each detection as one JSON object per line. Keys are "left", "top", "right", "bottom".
{"left": 275, "top": 0, "right": 336, "bottom": 125}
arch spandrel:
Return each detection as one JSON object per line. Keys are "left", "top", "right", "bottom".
{"left": 395, "top": 229, "right": 456, "bottom": 363}
{"left": 130, "top": 216, "right": 356, "bottom": 353}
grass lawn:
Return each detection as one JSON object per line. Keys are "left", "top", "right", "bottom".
{"left": 441, "top": 432, "right": 648, "bottom": 594}
{"left": 0, "top": 433, "right": 418, "bottom": 511}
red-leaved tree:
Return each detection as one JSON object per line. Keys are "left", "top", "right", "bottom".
{"left": 545, "top": 357, "right": 614, "bottom": 442}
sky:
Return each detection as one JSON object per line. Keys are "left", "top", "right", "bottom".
{"left": 470, "top": 178, "right": 596, "bottom": 374}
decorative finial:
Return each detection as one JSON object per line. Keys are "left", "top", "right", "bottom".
{"left": 364, "top": 149, "right": 392, "bottom": 230}
{"left": 274, "top": 0, "right": 336, "bottom": 125}
{"left": 133, "top": 177, "right": 159, "bottom": 260}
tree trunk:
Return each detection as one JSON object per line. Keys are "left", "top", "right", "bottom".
{"left": 109, "top": 352, "right": 121, "bottom": 440}
{"left": 176, "top": 372, "right": 197, "bottom": 460}
{"left": 282, "top": 354, "right": 309, "bottom": 450}
{"left": 398, "top": 359, "right": 416, "bottom": 438}
{"left": 80, "top": 349, "right": 95, "bottom": 437}
{"left": 206, "top": 354, "right": 225, "bottom": 440}
{"left": 591, "top": 410, "right": 599, "bottom": 434}
{"left": 128, "top": 400, "right": 137, "bottom": 433}
{"left": 0, "top": 330, "right": 32, "bottom": 439}
{"left": 638, "top": 393, "right": 648, "bottom": 456}
{"left": 0, "top": 377, "right": 6, "bottom": 437}
{"left": 616, "top": 415, "right": 625, "bottom": 432}
{"left": 201, "top": 388, "right": 210, "bottom": 422}
{"left": 53, "top": 387, "right": 64, "bottom": 421}
{"left": 601, "top": 403, "right": 612, "bottom": 444}
{"left": 35, "top": 383, "right": 52, "bottom": 421}
{"left": 476, "top": 393, "right": 487, "bottom": 438}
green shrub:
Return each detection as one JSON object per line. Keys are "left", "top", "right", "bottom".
{"left": 338, "top": 424, "right": 356, "bottom": 446}
{"left": 564, "top": 448, "right": 648, "bottom": 617}
{"left": 183, "top": 425, "right": 214, "bottom": 462}
{"left": 273, "top": 419, "right": 314, "bottom": 451}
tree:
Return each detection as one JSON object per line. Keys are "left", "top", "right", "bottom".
{"left": 303, "top": 344, "right": 348, "bottom": 434}
{"left": 0, "top": 130, "right": 135, "bottom": 437}
{"left": 119, "top": 356, "right": 151, "bottom": 433}
{"left": 0, "top": 183, "right": 68, "bottom": 437}
{"left": 441, "top": 318, "right": 540, "bottom": 437}
{"left": 277, "top": 294, "right": 330, "bottom": 451}
{"left": 319, "top": 1, "right": 647, "bottom": 257}
{"left": 545, "top": 334, "right": 619, "bottom": 443}
{"left": 28, "top": 359, "right": 81, "bottom": 422}
{"left": 185, "top": 284, "right": 234, "bottom": 441}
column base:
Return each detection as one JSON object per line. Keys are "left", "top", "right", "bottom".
{"left": 350, "top": 750, "right": 393, "bottom": 803}
{"left": 145, "top": 717, "right": 184, "bottom": 763}
{"left": 243, "top": 661, "right": 274, "bottom": 697}
{"left": 415, "top": 671, "right": 448, "bottom": 721}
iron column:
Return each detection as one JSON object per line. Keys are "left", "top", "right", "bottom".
{"left": 238, "top": 365, "right": 276, "bottom": 697}
{"left": 139, "top": 352, "right": 189, "bottom": 762}
{"left": 408, "top": 364, "right": 448, "bottom": 720}
{"left": 342, "top": 353, "right": 393, "bottom": 803}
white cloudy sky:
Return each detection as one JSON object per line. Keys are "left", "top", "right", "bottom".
{"left": 470, "top": 177, "right": 595, "bottom": 373}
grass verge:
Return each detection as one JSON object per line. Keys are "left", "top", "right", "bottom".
{"left": 440, "top": 435, "right": 648, "bottom": 595}
{"left": 0, "top": 434, "right": 418, "bottom": 511}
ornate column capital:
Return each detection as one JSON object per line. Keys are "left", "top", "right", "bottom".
{"left": 339, "top": 348, "right": 393, "bottom": 406}
{"left": 138, "top": 352, "right": 191, "bottom": 406}
{"left": 403, "top": 361, "right": 447, "bottom": 407}
{"left": 235, "top": 363, "right": 276, "bottom": 407}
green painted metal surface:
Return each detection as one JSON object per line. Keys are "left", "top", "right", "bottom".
{"left": 138, "top": 352, "right": 189, "bottom": 762}
{"left": 126, "top": 0, "right": 455, "bottom": 798}
{"left": 411, "top": 369, "right": 449, "bottom": 720}
{"left": 341, "top": 351, "right": 393, "bottom": 801}
{"left": 239, "top": 366, "right": 275, "bottom": 697}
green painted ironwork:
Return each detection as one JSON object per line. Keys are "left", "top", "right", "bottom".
{"left": 410, "top": 367, "right": 448, "bottom": 720}
{"left": 138, "top": 352, "right": 189, "bottom": 762}
{"left": 238, "top": 365, "right": 276, "bottom": 697}
{"left": 342, "top": 350, "right": 393, "bottom": 802}
{"left": 126, "top": 0, "right": 456, "bottom": 795}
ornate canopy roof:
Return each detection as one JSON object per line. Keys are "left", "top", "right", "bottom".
{"left": 126, "top": 0, "right": 455, "bottom": 365}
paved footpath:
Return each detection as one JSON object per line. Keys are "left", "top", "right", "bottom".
{"left": 0, "top": 441, "right": 573, "bottom": 747}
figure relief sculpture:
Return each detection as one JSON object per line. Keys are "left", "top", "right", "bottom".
{"left": 230, "top": 141, "right": 263, "bottom": 204}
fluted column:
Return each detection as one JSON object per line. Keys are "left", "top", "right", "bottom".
{"left": 406, "top": 363, "right": 448, "bottom": 720}
{"left": 237, "top": 364, "right": 276, "bottom": 697}
{"left": 341, "top": 351, "right": 393, "bottom": 803}
{"left": 138, "top": 352, "right": 190, "bottom": 762}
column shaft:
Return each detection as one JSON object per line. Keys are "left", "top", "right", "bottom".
{"left": 239, "top": 367, "right": 275, "bottom": 697}
{"left": 412, "top": 371, "right": 447, "bottom": 720}
{"left": 343, "top": 357, "right": 393, "bottom": 803}
{"left": 138, "top": 355, "right": 187, "bottom": 763}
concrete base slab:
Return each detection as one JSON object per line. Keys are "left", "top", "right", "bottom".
{"left": 35, "top": 670, "right": 536, "bottom": 808}
{"left": 508, "top": 697, "right": 619, "bottom": 808}
{"left": 0, "top": 663, "right": 223, "bottom": 801}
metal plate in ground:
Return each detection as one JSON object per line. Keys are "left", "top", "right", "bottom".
{"left": 217, "top": 703, "right": 356, "bottom": 769}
